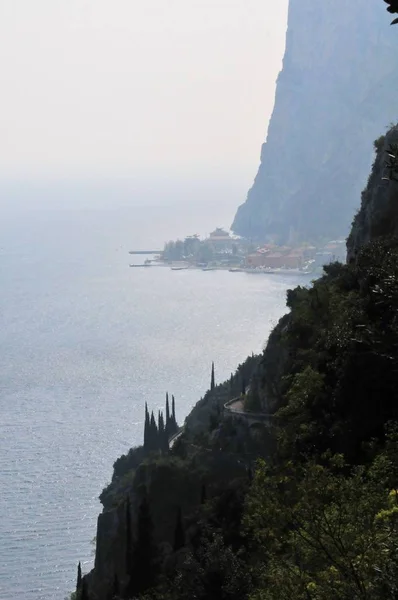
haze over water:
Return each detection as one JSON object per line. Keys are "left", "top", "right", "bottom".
{"left": 0, "top": 202, "right": 309, "bottom": 600}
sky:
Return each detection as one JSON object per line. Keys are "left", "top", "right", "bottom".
{"left": 0, "top": 0, "right": 288, "bottom": 207}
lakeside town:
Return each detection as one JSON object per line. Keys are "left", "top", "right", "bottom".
{"left": 129, "top": 227, "right": 346, "bottom": 275}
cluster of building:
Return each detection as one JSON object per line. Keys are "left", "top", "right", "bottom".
{"left": 245, "top": 240, "right": 346, "bottom": 269}
{"left": 181, "top": 227, "right": 347, "bottom": 271}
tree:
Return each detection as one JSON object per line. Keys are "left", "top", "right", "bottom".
{"left": 144, "top": 403, "right": 150, "bottom": 451}
{"left": 384, "top": 0, "right": 398, "bottom": 24}
{"left": 128, "top": 493, "right": 159, "bottom": 597}
{"left": 172, "top": 395, "right": 176, "bottom": 421}
{"left": 149, "top": 411, "right": 159, "bottom": 453}
{"left": 111, "top": 573, "right": 119, "bottom": 600}
{"left": 80, "top": 579, "right": 89, "bottom": 600}
{"left": 172, "top": 395, "right": 177, "bottom": 433}
{"left": 166, "top": 393, "right": 170, "bottom": 430}
{"left": 76, "top": 562, "right": 82, "bottom": 592}
{"left": 158, "top": 411, "right": 168, "bottom": 454}
{"left": 125, "top": 497, "right": 133, "bottom": 579}
{"left": 211, "top": 362, "right": 215, "bottom": 391}
{"left": 173, "top": 506, "right": 185, "bottom": 551}
{"left": 241, "top": 376, "right": 246, "bottom": 396}
{"left": 244, "top": 453, "right": 398, "bottom": 600}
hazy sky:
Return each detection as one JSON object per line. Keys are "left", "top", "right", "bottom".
{"left": 0, "top": 0, "right": 288, "bottom": 185}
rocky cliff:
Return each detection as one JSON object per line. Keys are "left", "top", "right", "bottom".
{"left": 347, "top": 127, "right": 398, "bottom": 259}
{"left": 232, "top": 0, "right": 398, "bottom": 244}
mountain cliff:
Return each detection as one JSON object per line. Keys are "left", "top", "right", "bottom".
{"left": 232, "top": 0, "right": 398, "bottom": 243}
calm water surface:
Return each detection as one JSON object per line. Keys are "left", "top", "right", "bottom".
{"left": 0, "top": 205, "right": 311, "bottom": 599}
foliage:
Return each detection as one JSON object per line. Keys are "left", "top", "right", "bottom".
{"left": 384, "top": 0, "right": 398, "bottom": 25}
{"left": 253, "top": 238, "right": 398, "bottom": 462}
{"left": 92, "top": 230, "right": 398, "bottom": 600}
{"left": 244, "top": 434, "right": 398, "bottom": 600}
{"left": 112, "top": 446, "right": 145, "bottom": 482}
{"left": 126, "top": 494, "right": 160, "bottom": 598}
{"left": 163, "top": 236, "right": 214, "bottom": 263}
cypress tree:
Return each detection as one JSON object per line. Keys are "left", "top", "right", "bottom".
{"left": 76, "top": 561, "right": 82, "bottom": 591}
{"left": 128, "top": 493, "right": 158, "bottom": 597}
{"left": 158, "top": 410, "right": 164, "bottom": 436}
{"left": 173, "top": 506, "right": 185, "bottom": 551}
{"left": 211, "top": 361, "right": 215, "bottom": 391}
{"left": 144, "top": 403, "right": 150, "bottom": 451}
{"left": 158, "top": 411, "right": 168, "bottom": 454}
{"left": 166, "top": 393, "right": 170, "bottom": 428}
{"left": 125, "top": 497, "right": 133, "bottom": 579}
{"left": 172, "top": 395, "right": 177, "bottom": 433}
{"left": 149, "top": 411, "right": 158, "bottom": 452}
{"left": 81, "top": 579, "right": 89, "bottom": 600}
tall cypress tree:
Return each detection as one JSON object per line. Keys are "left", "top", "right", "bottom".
{"left": 125, "top": 496, "right": 133, "bottom": 579}
{"left": 173, "top": 506, "right": 185, "bottom": 551}
{"left": 158, "top": 410, "right": 164, "bottom": 436}
{"left": 81, "top": 579, "right": 89, "bottom": 600}
{"left": 171, "top": 395, "right": 177, "bottom": 433}
{"left": 128, "top": 493, "right": 158, "bottom": 597}
{"left": 211, "top": 361, "right": 215, "bottom": 391}
{"left": 166, "top": 393, "right": 170, "bottom": 428}
{"left": 149, "top": 411, "right": 159, "bottom": 452}
{"left": 144, "top": 403, "right": 150, "bottom": 451}
{"left": 76, "top": 561, "right": 82, "bottom": 591}
{"left": 158, "top": 411, "right": 168, "bottom": 454}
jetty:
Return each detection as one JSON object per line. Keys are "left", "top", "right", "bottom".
{"left": 129, "top": 250, "right": 162, "bottom": 255}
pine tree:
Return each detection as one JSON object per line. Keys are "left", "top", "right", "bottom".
{"left": 76, "top": 561, "right": 82, "bottom": 591}
{"left": 241, "top": 375, "right": 246, "bottom": 396}
{"left": 128, "top": 493, "right": 158, "bottom": 597}
{"left": 211, "top": 361, "right": 215, "bottom": 391}
{"left": 173, "top": 506, "right": 185, "bottom": 551}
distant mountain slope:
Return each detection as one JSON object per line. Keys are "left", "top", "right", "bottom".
{"left": 232, "top": 0, "right": 398, "bottom": 243}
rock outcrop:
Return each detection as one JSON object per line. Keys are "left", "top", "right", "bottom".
{"left": 232, "top": 0, "right": 398, "bottom": 243}
{"left": 347, "top": 127, "right": 398, "bottom": 260}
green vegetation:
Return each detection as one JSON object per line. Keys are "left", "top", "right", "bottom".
{"left": 162, "top": 234, "right": 245, "bottom": 266}
{"left": 163, "top": 236, "right": 211, "bottom": 262}
{"left": 84, "top": 235, "right": 398, "bottom": 600}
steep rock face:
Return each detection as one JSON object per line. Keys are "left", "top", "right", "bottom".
{"left": 347, "top": 126, "right": 398, "bottom": 260}
{"left": 232, "top": 0, "right": 398, "bottom": 243}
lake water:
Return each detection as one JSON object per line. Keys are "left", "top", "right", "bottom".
{"left": 0, "top": 204, "right": 311, "bottom": 600}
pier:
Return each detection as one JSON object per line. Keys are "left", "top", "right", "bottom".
{"left": 128, "top": 250, "right": 163, "bottom": 255}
